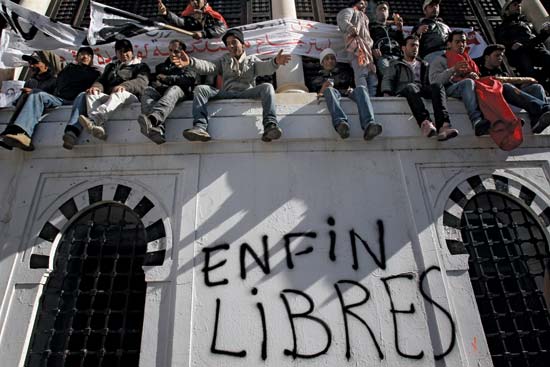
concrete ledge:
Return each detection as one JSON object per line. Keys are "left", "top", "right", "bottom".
{"left": 0, "top": 93, "right": 543, "bottom": 155}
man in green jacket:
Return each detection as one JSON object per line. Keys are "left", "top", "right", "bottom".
{"left": 173, "top": 28, "right": 291, "bottom": 142}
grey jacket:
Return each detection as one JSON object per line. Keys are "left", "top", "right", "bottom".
{"left": 381, "top": 58, "right": 429, "bottom": 95}
{"left": 428, "top": 54, "right": 455, "bottom": 87}
{"left": 189, "top": 53, "right": 279, "bottom": 92}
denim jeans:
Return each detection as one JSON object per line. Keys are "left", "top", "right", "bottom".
{"left": 64, "top": 91, "right": 88, "bottom": 135}
{"left": 323, "top": 86, "right": 374, "bottom": 130}
{"left": 13, "top": 91, "right": 69, "bottom": 136}
{"left": 351, "top": 58, "right": 378, "bottom": 97}
{"left": 521, "top": 83, "right": 546, "bottom": 102}
{"left": 86, "top": 90, "right": 139, "bottom": 125}
{"left": 398, "top": 83, "right": 450, "bottom": 130}
{"left": 192, "top": 83, "right": 277, "bottom": 131}
{"left": 445, "top": 79, "right": 482, "bottom": 124}
{"left": 502, "top": 83, "right": 550, "bottom": 123}
{"left": 141, "top": 86, "right": 186, "bottom": 124}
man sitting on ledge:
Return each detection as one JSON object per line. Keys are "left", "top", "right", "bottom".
{"left": 173, "top": 28, "right": 291, "bottom": 142}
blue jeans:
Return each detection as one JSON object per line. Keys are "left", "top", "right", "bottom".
{"left": 13, "top": 91, "right": 68, "bottom": 136}
{"left": 502, "top": 83, "right": 550, "bottom": 123}
{"left": 445, "top": 79, "right": 482, "bottom": 125}
{"left": 521, "top": 83, "right": 546, "bottom": 101}
{"left": 64, "top": 91, "right": 88, "bottom": 134}
{"left": 351, "top": 58, "right": 378, "bottom": 97}
{"left": 323, "top": 86, "right": 374, "bottom": 130}
{"left": 141, "top": 86, "right": 186, "bottom": 124}
{"left": 192, "top": 83, "right": 277, "bottom": 131}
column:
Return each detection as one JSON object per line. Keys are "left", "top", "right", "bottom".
{"left": 271, "top": 0, "right": 308, "bottom": 93}
{"left": 521, "top": 0, "right": 550, "bottom": 48}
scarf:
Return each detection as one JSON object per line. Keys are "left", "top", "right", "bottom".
{"left": 181, "top": 3, "right": 227, "bottom": 27}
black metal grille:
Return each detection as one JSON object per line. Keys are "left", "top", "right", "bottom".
{"left": 461, "top": 192, "right": 550, "bottom": 367}
{"left": 25, "top": 204, "right": 147, "bottom": 367}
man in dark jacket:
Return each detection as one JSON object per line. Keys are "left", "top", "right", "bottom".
{"left": 158, "top": 0, "right": 227, "bottom": 40}
{"left": 77, "top": 39, "right": 150, "bottom": 142}
{"left": 370, "top": 1, "right": 404, "bottom": 75}
{"left": 382, "top": 35, "right": 457, "bottom": 141}
{"left": 138, "top": 39, "right": 197, "bottom": 144}
{"left": 495, "top": 0, "right": 550, "bottom": 80}
{"left": 412, "top": 0, "right": 451, "bottom": 63}
{"left": 312, "top": 48, "right": 381, "bottom": 140}
{"left": 476, "top": 44, "right": 550, "bottom": 134}
{"left": 0, "top": 48, "right": 99, "bottom": 151}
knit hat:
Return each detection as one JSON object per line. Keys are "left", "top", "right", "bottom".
{"left": 222, "top": 28, "right": 245, "bottom": 46}
{"left": 501, "top": 0, "right": 522, "bottom": 16}
{"left": 423, "top": 0, "right": 441, "bottom": 10}
{"left": 114, "top": 39, "right": 133, "bottom": 52}
{"left": 77, "top": 46, "right": 94, "bottom": 57}
{"left": 319, "top": 48, "right": 336, "bottom": 64}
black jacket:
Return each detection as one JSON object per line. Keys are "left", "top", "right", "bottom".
{"left": 381, "top": 58, "right": 429, "bottom": 95}
{"left": 496, "top": 14, "right": 550, "bottom": 52}
{"left": 24, "top": 69, "right": 56, "bottom": 94}
{"left": 412, "top": 18, "right": 451, "bottom": 58}
{"left": 54, "top": 63, "right": 101, "bottom": 100}
{"left": 370, "top": 22, "right": 404, "bottom": 58}
{"left": 310, "top": 64, "right": 354, "bottom": 95}
{"left": 92, "top": 60, "right": 150, "bottom": 96}
{"left": 151, "top": 57, "right": 197, "bottom": 97}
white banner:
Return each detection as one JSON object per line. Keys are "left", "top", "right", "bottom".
{"left": 0, "top": 0, "right": 488, "bottom": 69}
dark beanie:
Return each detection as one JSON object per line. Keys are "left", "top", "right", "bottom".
{"left": 222, "top": 28, "right": 244, "bottom": 46}
{"left": 114, "top": 39, "right": 133, "bottom": 51}
{"left": 77, "top": 46, "right": 94, "bottom": 57}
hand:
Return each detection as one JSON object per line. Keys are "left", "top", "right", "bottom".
{"left": 275, "top": 49, "right": 291, "bottom": 66}
{"left": 453, "top": 60, "right": 470, "bottom": 74}
{"left": 511, "top": 42, "right": 523, "bottom": 51}
{"left": 86, "top": 87, "right": 100, "bottom": 95}
{"left": 158, "top": 0, "right": 167, "bottom": 16}
{"left": 466, "top": 72, "right": 479, "bottom": 80}
{"left": 20, "top": 87, "right": 32, "bottom": 94}
{"left": 367, "top": 62, "right": 377, "bottom": 74}
{"left": 173, "top": 51, "right": 190, "bottom": 68}
{"left": 372, "top": 49, "right": 382, "bottom": 59}
{"left": 349, "top": 26, "right": 359, "bottom": 36}
{"left": 156, "top": 74, "right": 167, "bottom": 81}
{"left": 416, "top": 24, "right": 429, "bottom": 35}
{"left": 192, "top": 31, "right": 203, "bottom": 40}
{"left": 394, "top": 14, "right": 404, "bottom": 30}
{"left": 112, "top": 85, "right": 126, "bottom": 93}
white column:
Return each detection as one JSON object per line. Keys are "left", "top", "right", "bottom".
{"left": 271, "top": 0, "right": 308, "bottom": 93}
{"left": 18, "top": 0, "right": 51, "bottom": 15}
{"left": 521, "top": 0, "right": 550, "bottom": 48}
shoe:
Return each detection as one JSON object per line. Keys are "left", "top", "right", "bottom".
{"left": 79, "top": 115, "right": 107, "bottom": 140}
{"left": 363, "top": 122, "right": 382, "bottom": 140}
{"left": 2, "top": 133, "right": 34, "bottom": 151}
{"left": 183, "top": 126, "right": 211, "bottom": 142}
{"left": 420, "top": 120, "right": 437, "bottom": 138}
{"left": 335, "top": 121, "right": 350, "bottom": 139}
{"left": 137, "top": 114, "right": 152, "bottom": 137}
{"left": 532, "top": 110, "right": 550, "bottom": 134}
{"left": 262, "top": 123, "right": 282, "bottom": 142}
{"left": 437, "top": 123, "right": 459, "bottom": 141}
{"left": 62, "top": 131, "right": 78, "bottom": 150}
{"left": 473, "top": 119, "right": 491, "bottom": 136}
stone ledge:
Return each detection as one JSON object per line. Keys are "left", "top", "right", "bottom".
{"left": 0, "top": 94, "right": 543, "bottom": 154}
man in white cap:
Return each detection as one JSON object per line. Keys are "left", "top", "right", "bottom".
{"left": 411, "top": 0, "right": 451, "bottom": 64}
{"left": 496, "top": 0, "right": 550, "bottom": 81}
{"left": 311, "top": 48, "right": 381, "bottom": 140}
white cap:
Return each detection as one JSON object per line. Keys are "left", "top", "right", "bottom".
{"left": 319, "top": 48, "right": 336, "bottom": 64}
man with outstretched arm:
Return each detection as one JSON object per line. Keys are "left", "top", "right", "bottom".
{"left": 172, "top": 28, "right": 291, "bottom": 142}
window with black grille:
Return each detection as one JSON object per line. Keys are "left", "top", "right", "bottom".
{"left": 461, "top": 192, "right": 550, "bottom": 367}
{"left": 25, "top": 203, "right": 147, "bottom": 367}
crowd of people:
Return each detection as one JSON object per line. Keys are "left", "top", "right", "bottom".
{"left": 1, "top": 0, "right": 550, "bottom": 151}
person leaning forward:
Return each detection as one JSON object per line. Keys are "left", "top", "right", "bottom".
{"left": 75, "top": 39, "right": 150, "bottom": 143}
{"left": 172, "top": 28, "right": 291, "bottom": 142}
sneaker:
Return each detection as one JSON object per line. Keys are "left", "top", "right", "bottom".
{"left": 2, "top": 133, "right": 34, "bottom": 151}
{"left": 183, "top": 126, "right": 211, "bottom": 142}
{"left": 437, "top": 123, "right": 459, "bottom": 141}
{"left": 531, "top": 110, "right": 550, "bottom": 134}
{"left": 137, "top": 113, "right": 152, "bottom": 137}
{"left": 79, "top": 115, "right": 107, "bottom": 140}
{"left": 420, "top": 120, "right": 437, "bottom": 138}
{"left": 363, "top": 122, "right": 382, "bottom": 141}
{"left": 473, "top": 119, "right": 491, "bottom": 136}
{"left": 62, "top": 131, "right": 78, "bottom": 150}
{"left": 262, "top": 123, "right": 282, "bottom": 142}
{"left": 335, "top": 121, "right": 350, "bottom": 139}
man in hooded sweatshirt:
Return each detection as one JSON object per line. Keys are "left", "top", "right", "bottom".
{"left": 76, "top": 39, "right": 150, "bottom": 142}
{"left": 172, "top": 28, "right": 291, "bottom": 142}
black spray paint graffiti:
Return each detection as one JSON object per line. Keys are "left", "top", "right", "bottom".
{"left": 202, "top": 218, "right": 457, "bottom": 361}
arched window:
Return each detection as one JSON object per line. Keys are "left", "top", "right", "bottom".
{"left": 461, "top": 191, "right": 550, "bottom": 367}
{"left": 25, "top": 203, "right": 147, "bottom": 367}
